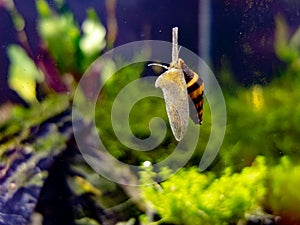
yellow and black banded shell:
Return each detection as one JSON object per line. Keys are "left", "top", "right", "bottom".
{"left": 152, "top": 58, "right": 204, "bottom": 141}
{"left": 178, "top": 59, "right": 204, "bottom": 125}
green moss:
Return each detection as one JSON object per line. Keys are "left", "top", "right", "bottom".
{"left": 0, "top": 94, "right": 70, "bottom": 153}
{"left": 75, "top": 217, "right": 101, "bottom": 225}
{"left": 140, "top": 156, "right": 267, "bottom": 225}
{"left": 94, "top": 62, "right": 178, "bottom": 164}
{"left": 267, "top": 156, "right": 300, "bottom": 223}
{"left": 219, "top": 66, "right": 300, "bottom": 170}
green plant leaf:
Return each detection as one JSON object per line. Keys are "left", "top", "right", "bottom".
{"left": 7, "top": 45, "right": 44, "bottom": 103}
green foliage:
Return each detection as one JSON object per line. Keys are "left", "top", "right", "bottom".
{"left": 7, "top": 45, "right": 44, "bottom": 103}
{"left": 75, "top": 217, "right": 101, "bottom": 225}
{"left": 216, "top": 16, "right": 300, "bottom": 171}
{"left": 267, "top": 156, "right": 300, "bottom": 223}
{"left": 274, "top": 15, "right": 300, "bottom": 73}
{"left": 95, "top": 62, "right": 173, "bottom": 164}
{"left": 4, "top": 4, "right": 300, "bottom": 223}
{"left": 221, "top": 37, "right": 300, "bottom": 169}
{"left": 6, "top": 0, "right": 107, "bottom": 103}
{"left": 140, "top": 157, "right": 267, "bottom": 225}
{"left": 32, "top": 124, "right": 67, "bottom": 152}
{"left": 220, "top": 66, "right": 300, "bottom": 170}
{"left": 0, "top": 94, "right": 70, "bottom": 153}
{"left": 36, "top": 0, "right": 106, "bottom": 75}
{"left": 93, "top": 60, "right": 213, "bottom": 166}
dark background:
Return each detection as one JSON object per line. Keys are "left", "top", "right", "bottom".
{"left": 1, "top": 0, "right": 300, "bottom": 103}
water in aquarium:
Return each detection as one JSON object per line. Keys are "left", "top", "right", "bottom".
{"left": 0, "top": 1, "right": 299, "bottom": 224}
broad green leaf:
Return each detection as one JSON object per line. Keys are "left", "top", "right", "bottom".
{"left": 80, "top": 9, "right": 106, "bottom": 56}
{"left": 7, "top": 45, "right": 44, "bottom": 103}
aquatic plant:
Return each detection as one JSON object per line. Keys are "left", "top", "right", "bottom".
{"left": 5, "top": 0, "right": 107, "bottom": 102}
{"left": 267, "top": 156, "right": 300, "bottom": 224}
{"left": 1, "top": 0, "right": 300, "bottom": 224}
{"left": 140, "top": 157, "right": 267, "bottom": 225}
